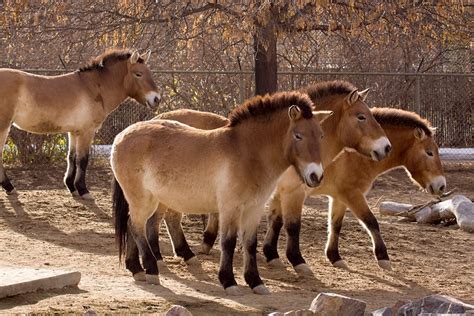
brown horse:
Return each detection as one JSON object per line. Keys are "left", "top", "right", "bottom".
{"left": 125, "top": 80, "right": 392, "bottom": 273}
{"left": 262, "top": 107, "right": 446, "bottom": 273}
{"left": 0, "top": 49, "right": 160, "bottom": 199}
{"left": 112, "top": 91, "right": 331, "bottom": 295}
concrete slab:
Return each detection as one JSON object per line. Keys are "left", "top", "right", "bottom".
{"left": 0, "top": 266, "right": 81, "bottom": 299}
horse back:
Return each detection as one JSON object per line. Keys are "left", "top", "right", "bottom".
{"left": 155, "top": 109, "right": 228, "bottom": 130}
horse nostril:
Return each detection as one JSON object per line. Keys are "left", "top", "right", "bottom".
{"left": 310, "top": 172, "right": 319, "bottom": 183}
{"left": 154, "top": 96, "right": 160, "bottom": 104}
{"left": 439, "top": 185, "right": 445, "bottom": 192}
{"left": 385, "top": 144, "right": 392, "bottom": 155}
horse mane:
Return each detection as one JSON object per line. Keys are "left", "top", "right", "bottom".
{"left": 371, "top": 107, "right": 433, "bottom": 136}
{"left": 302, "top": 80, "right": 356, "bottom": 104}
{"left": 78, "top": 49, "right": 143, "bottom": 72}
{"left": 228, "top": 91, "right": 314, "bottom": 127}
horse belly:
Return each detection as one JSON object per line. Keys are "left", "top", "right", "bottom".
{"left": 156, "top": 187, "right": 217, "bottom": 214}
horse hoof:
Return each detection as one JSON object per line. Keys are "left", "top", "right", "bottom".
{"left": 146, "top": 274, "right": 160, "bottom": 285}
{"left": 6, "top": 188, "right": 17, "bottom": 195}
{"left": 81, "top": 193, "right": 95, "bottom": 200}
{"left": 378, "top": 260, "right": 392, "bottom": 271}
{"left": 294, "top": 263, "right": 313, "bottom": 276}
{"left": 199, "top": 243, "right": 212, "bottom": 255}
{"left": 252, "top": 284, "right": 270, "bottom": 295}
{"left": 185, "top": 256, "right": 199, "bottom": 266}
{"left": 267, "top": 258, "right": 285, "bottom": 268}
{"left": 71, "top": 191, "right": 79, "bottom": 197}
{"left": 157, "top": 260, "right": 169, "bottom": 272}
{"left": 133, "top": 272, "right": 146, "bottom": 282}
{"left": 333, "top": 260, "right": 350, "bottom": 270}
{"left": 225, "top": 285, "right": 243, "bottom": 296}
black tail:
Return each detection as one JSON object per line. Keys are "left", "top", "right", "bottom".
{"left": 112, "top": 176, "right": 129, "bottom": 263}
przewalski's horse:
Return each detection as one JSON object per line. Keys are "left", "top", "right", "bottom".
{"left": 263, "top": 107, "right": 446, "bottom": 273}
{"left": 0, "top": 49, "right": 161, "bottom": 199}
{"left": 125, "top": 80, "right": 392, "bottom": 271}
{"left": 112, "top": 91, "right": 332, "bottom": 295}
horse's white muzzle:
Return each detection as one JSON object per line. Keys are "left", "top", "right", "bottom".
{"left": 145, "top": 91, "right": 161, "bottom": 109}
{"left": 427, "top": 175, "right": 446, "bottom": 195}
{"left": 370, "top": 137, "right": 392, "bottom": 161}
{"left": 303, "top": 162, "right": 324, "bottom": 188}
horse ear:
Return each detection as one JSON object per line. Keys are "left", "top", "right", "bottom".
{"left": 288, "top": 105, "right": 302, "bottom": 121}
{"left": 345, "top": 89, "right": 359, "bottom": 106}
{"left": 130, "top": 51, "right": 140, "bottom": 64}
{"left": 430, "top": 126, "right": 437, "bottom": 135}
{"left": 414, "top": 127, "right": 426, "bottom": 140}
{"left": 358, "top": 88, "right": 370, "bottom": 101}
{"left": 313, "top": 110, "right": 333, "bottom": 124}
{"left": 141, "top": 50, "right": 151, "bottom": 63}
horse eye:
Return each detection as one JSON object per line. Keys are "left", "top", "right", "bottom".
{"left": 357, "top": 114, "right": 366, "bottom": 121}
{"left": 134, "top": 72, "right": 143, "bottom": 78}
{"left": 294, "top": 133, "right": 303, "bottom": 141}
{"left": 320, "top": 134, "right": 324, "bottom": 139}
{"left": 426, "top": 150, "right": 433, "bottom": 157}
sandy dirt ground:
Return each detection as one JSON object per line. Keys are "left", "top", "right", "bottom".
{"left": 0, "top": 164, "right": 473, "bottom": 315}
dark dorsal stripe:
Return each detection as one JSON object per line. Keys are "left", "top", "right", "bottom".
{"left": 371, "top": 107, "right": 433, "bottom": 136}
{"left": 228, "top": 91, "right": 314, "bottom": 127}
{"left": 78, "top": 49, "right": 144, "bottom": 72}
{"left": 302, "top": 80, "right": 356, "bottom": 105}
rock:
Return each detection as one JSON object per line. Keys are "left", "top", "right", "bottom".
{"left": 309, "top": 292, "right": 366, "bottom": 316}
{"left": 450, "top": 196, "right": 474, "bottom": 233}
{"left": 368, "top": 307, "right": 392, "bottom": 316}
{"left": 379, "top": 202, "right": 413, "bottom": 217}
{"left": 269, "top": 310, "right": 313, "bottom": 316}
{"left": 431, "top": 199, "right": 457, "bottom": 221}
{"left": 165, "top": 305, "right": 193, "bottom": 316}
{"left": 268, "top": 313, "right": 284, "bottom": 316}
{"left": 397, "top": 294, "right": 474, "bottom": 315}
{"left": 83, "top": 310, "right": 97, "bottom": 316}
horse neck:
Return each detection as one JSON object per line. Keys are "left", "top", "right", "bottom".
{"left": 79, "top": 63, "right": 129, "bottom": 114}
{"left": 372, "top": 126, "right": 414, "bottom": 174}
{"left": 230, "top": 111, "right": 291, "bottom": 179}
{"left": 313, "top": 96, "right": 345, "bottom": 165}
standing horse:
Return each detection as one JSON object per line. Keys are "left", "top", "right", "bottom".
{"left": 112, "top": 91, "right": 332, "bottom": 295}
{"left": 0, "top": 49, "right": 161, "bottom": 199}
{"left": 124, "top": 80, "right": 392, "bottom": 273}
{"left": 263, "top": 107, "right": 446, "bottom": 273}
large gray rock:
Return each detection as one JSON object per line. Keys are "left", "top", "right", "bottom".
{"left": 369, "top": 307, "right": 392, "bottom": 316}
{"left": 450, "top": 195, "right": 474, "bottom": 233}
{"left": 309, "top": 292, "right": 366, "bottom": 316}
{"left": 165, "top": 305, "right": 193, "bottom": 316}
{"left": 397, "top": 294, "right": 474, "bottom": 315}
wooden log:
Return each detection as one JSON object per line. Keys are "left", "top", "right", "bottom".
{"left": 449, "top": 195, "right": 474, "bottom": 233}
{"left": 414, "top": 206, "right": 440, "bottom": 224}
{"left": 379, "top": 202, "right": 414, "bottom": 218}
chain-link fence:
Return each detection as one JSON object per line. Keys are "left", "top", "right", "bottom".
{"left": 4, "top": 70, "right": 473, "bottom": 166}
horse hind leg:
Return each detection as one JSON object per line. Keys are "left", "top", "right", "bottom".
{"left": 200, "top": 212, "right": 219, "bottom": 254}
{"left": 73, "top": 130, "right": 95, "bottom": 199}
{"left": 164, "top": 209, "right": 197, "bottom": 263}
{"left": 217, "top": 209, "right": 241, "bottom": 295}
{"left": 64, "top": 132, "right": 77, "bottom": 195}
{"left": 0, "top": 125, "right": 16, "bottom": 194}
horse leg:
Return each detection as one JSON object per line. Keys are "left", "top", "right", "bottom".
{"left": 325, "top": 198, "right": 349, "bottom": 270}
{"left": 281, "top": 188, "right": 311, "bottom": 275}
{"left": 73, "top": 129, "right": 95, "bottom": 199}
{"left": 201, "top": 212, "right": 219, "bottom": 254}
{"left": 218, "top": 209, "right": 240, "bottom": 295}
{"left": 343, "top": 194, "right": 391, "bottom": 270}
{"left": 262, "top": 192, "right": 284, "bottom": 267}
{"left": 64, "top": 132, "right": 77, "bottom": 195}
{"left": 0, "top": 125, "right": 16, "bottom": 194}
{"left": 241, "top": 207, "right": 269, "bottom": 294}
{"left": 164, "top": 209, "right": 196, "bottom": 263}
{"left": 125, "top": 219, "right": 145, "bottom": 281}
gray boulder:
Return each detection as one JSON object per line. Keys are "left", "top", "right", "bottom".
{"left": 397, "top": 294, "right": 474, "bottom": 315}
{"left": 165, "top": 305, "right": 193, "bottom": 316}
{"left": 309, "top": 292, "right": 366, "bottom": 316}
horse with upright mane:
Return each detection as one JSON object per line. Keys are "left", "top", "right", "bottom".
{"left": 112, "top": 91, "right": 331, "bottom": 295}
{"left": 0, "top": 49, "right": 160, "bottom": 199}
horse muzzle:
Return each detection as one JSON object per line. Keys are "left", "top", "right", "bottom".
{"left": 303, "top": 163, "right": 324, "bottom": 188}
{"left": 427, "top": 175, "right": 446, "bottom": 196}
{"left": 145, "top": 91, "right": 161, "bottom": 109}
{"left": 370, "top": 137, "right": 392, "bottom": 161}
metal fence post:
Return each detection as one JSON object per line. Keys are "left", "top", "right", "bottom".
{"left": 239, "top": 71, "right": 244, "bottom": 104}
{"left": 415, "top": 75, "right": 421, "bottom": 113}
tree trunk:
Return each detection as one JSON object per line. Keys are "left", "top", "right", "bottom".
{"left": 254, "top": 17, "right": 277, "bottom": 96}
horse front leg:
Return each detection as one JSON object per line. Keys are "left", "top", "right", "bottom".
{"left": 164, "top": 209, "right": 197, "bottom": 262}
{"left": 201, "top": 212, "right": 219, "bottom": 254}
{"left": 325, "top": 198, "right": 349, "bottom": 269}
{"left": 262, "top": 192, "right": 284, "bottom": 266}
{"left": 281, "top": 188, "right": 311, "bottom": 276}
{"left": 343, "top": 194, "right": 391, "bottom": 270}
{"left": 73, "top": 129, "right": 95, "bottom": 199}
{"left": 64, "top": 132, "right": 77, "bottom": 195}
{"left": 0, "top": 125, "right": 16, "bottom": 194}
{"left": 241, "top": 206, "right": 269, "bottom": 295}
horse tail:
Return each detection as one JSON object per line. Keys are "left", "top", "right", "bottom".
{"left": 112, "top": 176, "right": 129, "bottom": 263}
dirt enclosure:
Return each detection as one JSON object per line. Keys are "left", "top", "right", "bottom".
{"left": 0, "top": 164, "right": 473, "bottom": 315}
